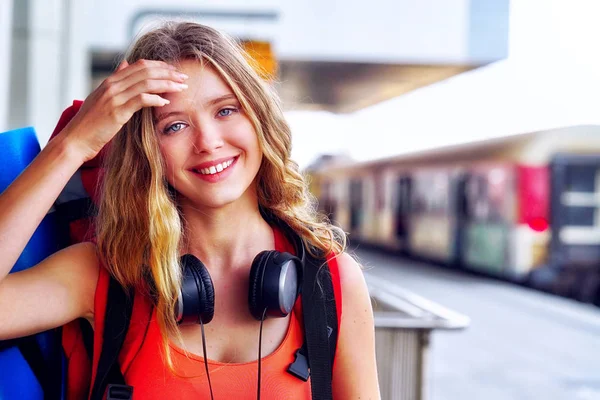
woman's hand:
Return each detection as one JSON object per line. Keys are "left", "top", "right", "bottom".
{"left": 61, "top": 59, "right": 188, "bottom": 162}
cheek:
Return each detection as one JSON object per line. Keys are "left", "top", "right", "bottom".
{"left": 157, "top": 142, "right": 180, "bottom": 179}
{"left": 237, "top": 122, "right": 262, "bottom": 157}
{"left": 249, "top": 130, "right": 264, "bottom": 161}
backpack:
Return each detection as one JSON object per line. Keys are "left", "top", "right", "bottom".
{"left": 49, "top": 101, "right": 341, "bottom": 400}
{"left": 0, "top": 126, "right": 66, "bottom": 400}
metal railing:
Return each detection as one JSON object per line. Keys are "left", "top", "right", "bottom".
{"left": 366, "top": 274, "right": 470, "bottom": 400}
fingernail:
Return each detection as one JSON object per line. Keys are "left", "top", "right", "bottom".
{"left": 178, "top": 83, "right": 188, "bottom": 90}
{"left": 178, "top": 73, "right": 189, "bottom": 80}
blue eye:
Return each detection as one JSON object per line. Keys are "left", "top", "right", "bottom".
{"left": 217, "top": 107, "right": 238, "bottom": 117}
{"left": 164, "top": 122, "right": 185, "bottom": 134}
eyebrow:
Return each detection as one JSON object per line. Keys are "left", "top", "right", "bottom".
{"left": 154, "top": 93, "right": 239, "bottom": 123}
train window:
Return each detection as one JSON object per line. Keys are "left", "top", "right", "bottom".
{"left": 375, "top": 174, "right": 385, "bottom": 211}
{"left": 395, "top": 176, "right": 412, "bottom": 215}
{"left": 414, "top": 176, "right": 431, "bottom": 214}
{"left": 487, "top": 169, "right": 509, "bottom": 221}
{"left": 455, "top": 173, "right": 470, "bottom": 218}
{"left": 321, "top": 181, "right": 330, "bottom": 199}
{"left": 349, "top": 179, "right": 363, "bottom": 231}
{"left": 565, "top": 165, "right": 596, "bottom": 192}
{"left": 410, "top": 173, "right": 449, "bottom": 215}
{"left": 558, "top": 165, "right": 599, "bottom": 228}
{"left": 410, "top": 177, "right": 425, "bottom": 214}
{"left": 320, "top": 180, "right": 336, "bottom": 219}
{"left": 349, "top": 180, "right": 362, "bottom": 204}
{"left": 564, "top": 206, "right": 596, "bottom": 227}
{"left": 463, "top": 169, "right": 512, "bottom": 222}
{"left": 466, "top": 175, "right": 489, "bottom": 220}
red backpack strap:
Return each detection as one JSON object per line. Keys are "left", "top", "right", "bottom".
{"left": 50, "top": 100, "right": 114, "bottom": 399}
{"left": 49, "top": 100, "right": 99, "bottom": 243}
{"left": 61, "top": 321, "right": 93, "bottom": 399}
{"left": 50, "top": 100, "right": 83, "bottom": 139}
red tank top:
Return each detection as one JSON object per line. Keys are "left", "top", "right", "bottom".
{"left": 62, "top": 228, "right": 342, "bottom": 399}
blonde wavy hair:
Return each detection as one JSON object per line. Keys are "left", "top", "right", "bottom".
{"left": 95, "top": 21, "right": 346, "bottom": 370}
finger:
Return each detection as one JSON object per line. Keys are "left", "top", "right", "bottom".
{"left": 123, "top": 67, "right": 188, "bottom": 89}
{"left": 110, "top": 79, "right": 187, "bottom": 109}
{"left": 120, "top": 93, "right": 170, "bottom": 116}
{"left": 110, "top": 59, "right": 178, "bottom": 83}
{"left": 132, "top": 78, "right": 188, "bottom": 96}
{"left": 107, "top": 68, "right": 188, "bottom": 105}
{"left": 105, "top": 67, "right": 186, "bottom": 102}
{"left": 116, "top": 59, "right": 129, "bottom": 72}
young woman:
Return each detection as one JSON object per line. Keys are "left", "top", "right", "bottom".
{"left": 0, "top": 22, "right": 379, "bottom": 399}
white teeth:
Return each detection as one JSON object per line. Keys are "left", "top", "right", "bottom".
{"left": 197, "top": 158, "right": 235, "bottom": 175}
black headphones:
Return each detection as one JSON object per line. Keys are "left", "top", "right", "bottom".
{"left": 175, "top": 208, "right": 305, "bottom": 325}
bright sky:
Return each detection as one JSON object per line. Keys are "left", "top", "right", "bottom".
{"left": 287, "top": 0, "right": 600, "bottom": 169}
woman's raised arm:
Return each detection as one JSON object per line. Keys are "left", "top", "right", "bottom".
{"left": 0, "top": 59, "right": 188, "bottom": 339}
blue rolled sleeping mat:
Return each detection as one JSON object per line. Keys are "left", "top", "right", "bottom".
{"left": 0, "top": 127, "right": 66, "bottom": 399}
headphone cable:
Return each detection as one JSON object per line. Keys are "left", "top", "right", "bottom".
{"left": 200, "top": 320, "right": 215, "bottom": 400}
{"left": 257, "top": 308, "right": 267, "bottom": 400}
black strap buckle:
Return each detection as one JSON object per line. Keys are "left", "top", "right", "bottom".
{"left": 107, "top": 384, "right": 133, "bottom": 400}
{"left": 287, "top": 348, "right": 310, "bottom": 382}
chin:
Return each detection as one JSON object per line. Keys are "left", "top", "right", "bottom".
{"left": 190, "top": 190, "right": 248, "bottom": 210}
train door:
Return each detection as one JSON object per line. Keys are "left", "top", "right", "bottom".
{"left": 549, "top": 154, "right": 600, "bottom": 302}
{"left": 407, "top": 172, "right": 454, "bottom": 262}
{"left": 452, "top": 172, "right": 470, "bottom": 267}
{"left": 394, "top": 175, "right": 412, "bottom": 250}
{"left": 462, "top": 167, "right": 512, "bottom": 277}
{"left": 349, "top": 178, "right": 364, "bottom": 235}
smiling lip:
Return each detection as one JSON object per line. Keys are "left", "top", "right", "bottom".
{"left": 190, "top": 156, "right": 238, "bottom": 171}
{"left": 188, "top": 156, "right": 238, "bottom": 183}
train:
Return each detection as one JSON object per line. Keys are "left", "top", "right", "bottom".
{"left": 307, "top": 125, "right": 600, "bottom": 305}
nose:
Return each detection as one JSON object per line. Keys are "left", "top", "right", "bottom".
{"left": 191, "top": 120, "right": 224, "bottom": 154}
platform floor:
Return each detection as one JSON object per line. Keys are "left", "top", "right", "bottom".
{"left": 357, "top": 248, "right": 600, "bottom": 400}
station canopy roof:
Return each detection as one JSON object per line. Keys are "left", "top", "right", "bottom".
{"left": 92, "top": 51, "right": 476, "bottom": 114}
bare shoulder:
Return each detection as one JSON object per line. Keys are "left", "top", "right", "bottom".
{"left": 45, "top": 241, "right": 100, "bottom": 285}
{"left": 45, "top": 242, "right": 100, "bottom": 320}
{"left": 335, "top": 252, "right": 368, "bottom": 289}
{"left": 57, "top": 241, "right": 99, "bottom": 262}
{"left": 332, "top": 251, "right": 381, "bottom": 399}
{"left": 0, "top": 242, "right": 100, "bottom": 340}
{"left": 334, "top": 251, "right": 372, "bottom": 328}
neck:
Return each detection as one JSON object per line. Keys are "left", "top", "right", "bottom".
{"left": 180, "top": 201, "right": 274, "bottom": 273}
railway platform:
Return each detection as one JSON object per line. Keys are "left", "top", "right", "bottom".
{"left": 359, "top": 247, "right": 600, "bottom": 400}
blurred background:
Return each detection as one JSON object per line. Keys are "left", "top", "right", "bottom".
{"left": 2, "top": 1, "right": 600, "bottom": 399}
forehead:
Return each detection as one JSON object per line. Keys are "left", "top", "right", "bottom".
{"left": 158, "top": 60, "right": 236, "bottom": 111}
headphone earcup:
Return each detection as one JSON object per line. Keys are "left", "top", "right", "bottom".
{"left": 178, "top": 254, "right": 215, "bottom": 325}
{"left": 248, "top": 250, "right": 301, "bottom": 321}
{"left": 195, "top": 260, "right": 215, "bottom": 323}
{"left": 248, "top": 250, "right": 272, "bottom": 320}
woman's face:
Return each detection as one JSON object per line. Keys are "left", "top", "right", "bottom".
{"left": 154, "top": 60, "right": 263, "bottom": 210}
